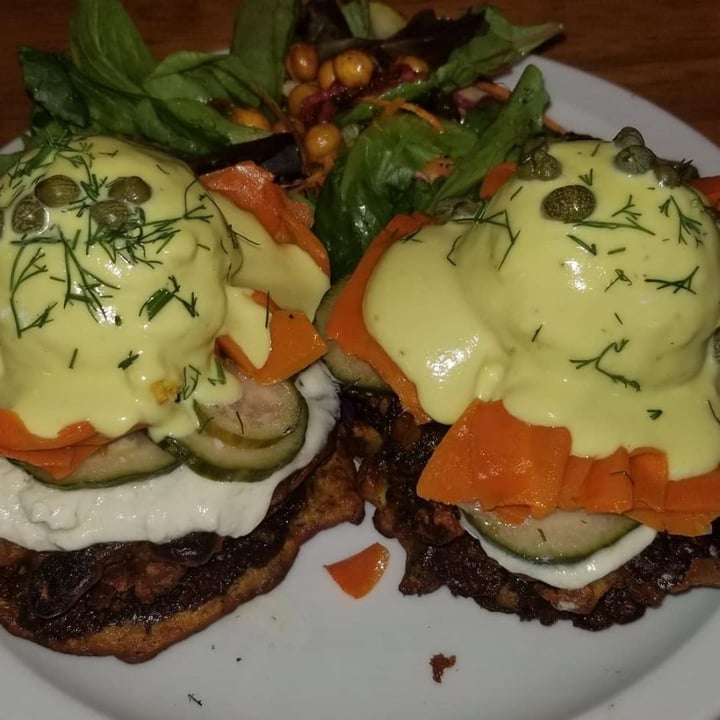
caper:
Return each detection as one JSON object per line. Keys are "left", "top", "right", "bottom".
{"left": 12, "top": 196, "right": 48, "bottom": 234}
{"left": 613, "top": 126, "right": 645, "bottom": 149}
{"left": 34, "top": 174, "right": 80, "bottom": 207}
{"left": 614, "top": 145, "right": 656, "bottom": 175}
{"left": 542, "top": 184, "right": 596, "bottom": 223}
{"left": 654, "top": 162, "right": 682, "bottom": 188}
{"left": 108, "top": 176, "right": 152, "bottom": 204}
{"left": 516, "top": 144, "right": 562, "bottom": 181}
{"left": 90, "top": 200, "right": 131, "bottom": 230}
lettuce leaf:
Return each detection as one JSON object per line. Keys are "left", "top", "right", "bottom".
{"left": 313, "top": 114, "right": 477, "bottom": 278}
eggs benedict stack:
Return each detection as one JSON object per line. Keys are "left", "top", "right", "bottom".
{"left": 328, "top": 129, "right": 720, "bottom": 627}
{"left": 0, "top": 135, "right": 363, "bottom": 660}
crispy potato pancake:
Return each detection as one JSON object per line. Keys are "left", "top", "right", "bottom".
{"left": 0, "top": 445, "right": 363, "bottom": 663}
{"left": 348, "top": 390, "right": 720, "bottom": 629}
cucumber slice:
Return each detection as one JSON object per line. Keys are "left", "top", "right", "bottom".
{"left": 195, "top": 374, "right": 305, "bottom": 448}
{"left": 461, "top": 505, "right": 639, "bottom": 564}
{"left": 162, "top": 395, "right": 309, "bottom": 482}
{"left": 315, "top": 280, "right": 389, "bottom": 392}
{"left": 16, "top": 431, "right": 180, "bottom": 489}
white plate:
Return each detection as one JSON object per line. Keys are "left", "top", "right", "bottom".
{"left": 1, "top": 55, "right": 719, "bottom": 720}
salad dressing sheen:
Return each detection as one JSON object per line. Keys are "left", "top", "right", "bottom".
{"left": 365, "top": 140, "right": 720, "bottom": 479}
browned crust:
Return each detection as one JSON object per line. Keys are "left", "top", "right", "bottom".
{"left": 347, "top": 389, "right": 720, "bottom": 629}
{"left": 0, "top": 447, "right": 364, "bottom": 662}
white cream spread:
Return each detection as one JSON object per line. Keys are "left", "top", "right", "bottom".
{"left": 0, "top": 364, "right": 337, "bottom": 552}
{"left": 461, "top": 513, "right": 657, "bottom": 590}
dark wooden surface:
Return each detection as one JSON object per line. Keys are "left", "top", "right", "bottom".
{"left": 0, "top": 0, "right": 718, "bottom": 148}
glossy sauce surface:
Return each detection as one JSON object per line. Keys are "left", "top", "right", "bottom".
{"left": 0, "top": 136, "right": 328, "bottom": 440}
{"left": 365, "top": 140, "right": 720, "bottom": 479}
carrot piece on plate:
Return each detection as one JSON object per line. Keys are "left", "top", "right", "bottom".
{"left": 325, "top": 542, "right": 390, "bottom": 599}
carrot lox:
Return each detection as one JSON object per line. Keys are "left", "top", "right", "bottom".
{"left": 689, "top": 175, "right": 720, "bottom": 209}
{"left": 217, "top": 291, "right": 326, "bottom": 384}
{"left": 417, "top": 400, "right": 571, "bottom": 513}
{"left": 201, "top": 162, "right": 330, "bottom": 275}
{"left": 417, "top": 399, "right": 720, "bottom": 536}
{"left": 326, "top": 213, "right": 433, "bottom": 424}
{"left": 325, "top": 542, "right": 390, "bottom": 599}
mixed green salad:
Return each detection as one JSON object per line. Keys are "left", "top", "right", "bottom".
{"left": 8, "top": 0, "right": 563, "bottom": 277}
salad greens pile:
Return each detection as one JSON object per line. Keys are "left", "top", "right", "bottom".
{"left": 8, "top": 0, "right": 563, "bottom": 277}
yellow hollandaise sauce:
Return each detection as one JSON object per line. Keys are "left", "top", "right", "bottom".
{"left": 0, "top": 136, "right": 328, "bottom": 441}
{"left": 364, "top": 139, "right": 720, "bottom": 480}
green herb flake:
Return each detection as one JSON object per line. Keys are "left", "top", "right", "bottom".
{"left": 647, "top": 409, "right": 663, "bottom": 420}
{"left": 118, "top": 351, "right": 140, "bottom": 370}
{"left": 569, "top": 338, "right": 640, "bottom": 392}
{"left": 644, "top": 265, "right": 699, "bottom": 294}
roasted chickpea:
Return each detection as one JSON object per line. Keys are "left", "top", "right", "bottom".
{"left": 395, "top": 55, "right": 429, "bottom": 74}
{"left": 287, "top": 82, "right": 319, "bottom": 117}
{"left": 333, "top": 49, "right": 375, "bottom": 88}
{"left": 317, "top": 59, "right": 337, "bottom": 90}
{"left": 304, "top": 122, "right": 342, "bottom": 161}
{"left": 285, "top": 42, "right": 319, "bottom": 82}
{"left": 230, "top": 107, "right": 272, "bottom": 131}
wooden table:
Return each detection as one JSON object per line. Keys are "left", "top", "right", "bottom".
{"left": 0, "top": 0, "right": 718, "bottom": 150}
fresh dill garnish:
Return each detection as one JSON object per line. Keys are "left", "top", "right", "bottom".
{"left": 644, "top": 265, "right": 699, "bottom": 294}
{"left": 576, "top": 194, "right": 654, "bottom": 235}
{"left": 579, "top": 168, "right": 594, "bottom": 186}
{"left": 446, "top": 234, "right": 462, "bottom": 266}
{"left": 140, "top": 275, "right": 199, "bottom": 320}
{"left": 187, "top": 693, "right": 203, "bottom": 707}
{"left": 570, "top": 338, "right": 640, "bottom": 391}
{"left": 647, "top": 409, "right": 663, "bottom": 420}
{"left": 604, "top": 268, "right": 632, "bottom": 292}
{"left": 614, "top": 312, "right": 623, "bottom": 325}
{"left": 118, "top": 351, "right": 140, "bottom": 370}
{"left": 531, "top": 324, "right": 543, "bottom": 342}
{"left": 567, "top": 234, "right": 597, "bottom": 255}
{"left": 264, "top": 291, "right": 271, "bottom": 328}
{"left": 607, "top": 246, "right": 626, "bottom": 255}
{"left": 9, "top": 245, "right": 56, "bottom": 336}
{"left": 181, "top": 365, "right": 201, "bottom": 399}
{"left": 510, "top": 185, "right": 524, "bottom": 201}
{"left": 69, "top": 348, "right": 78, "bottom": 369}
{"left": 708, "top": 400, "right": 720, "bottom": 427}
{"left": 208, "top": 358, "right": 227, "bottom": 386}
{"left": 659, "top": 196, "right": 704, "bottom": 245}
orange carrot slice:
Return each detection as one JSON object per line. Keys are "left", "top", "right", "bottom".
{"left": 325, "top": 542, "right": 390, "bottom": 599}
{"left": 418, "top": 400, "right": 571, "bottom": 513}
{"left": 217, "top": 291, "right": 326, "bottom": 384}
{"left": 479, "top": 161, "right": 516, "bottom": 199}
{"left": 201, "top": 162, "right": 330, "bottom": 276}
{"left": 417, "top": 399, "right": 720, "bottom": 536}
{"left": 689, "top": 175, "right": 720, "bottom": 209}
{"left": 326, "top": 213, "right": 432, "bottom": 424}
{"left": 0, "top": 411, "right": 98, "bottom": 451}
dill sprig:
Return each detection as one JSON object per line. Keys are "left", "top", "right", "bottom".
{"left": 576, "top": 194, "right": 654, "bottom": 235}
{"left": 140, "top": 275, "right": 199, "bottom": 320}
{"left": 644, "top": 265, "right": 699, "bottom": 294}
{"left": 658, "top": 196, "right": 704, "bottom": 246}
{"left": 570, "top": 338, "right": 641, "bottom": 391}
